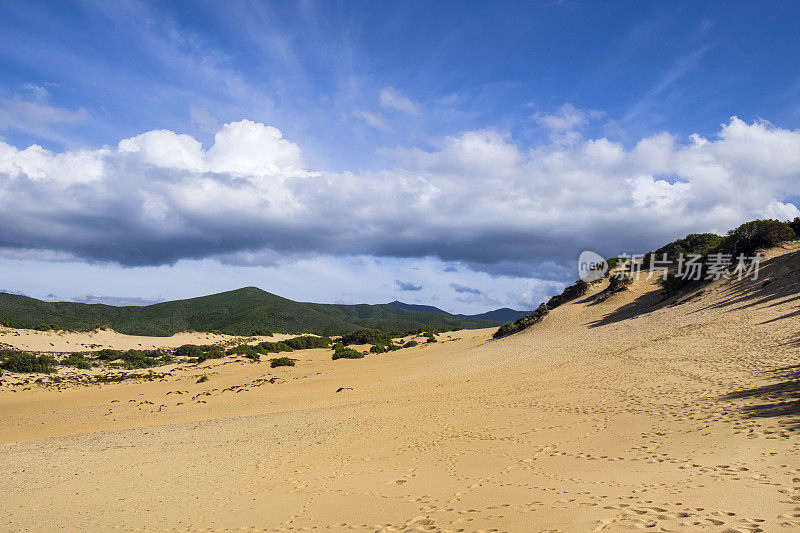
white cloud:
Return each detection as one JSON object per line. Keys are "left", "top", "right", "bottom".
{"left": 354, "top": 110, "right": 391, "bottom": 132}
{"left": 118, "top": 130, "right": 204, "bottom": 171}
{"left": 0, "top": 115, "right": 798, "bottom": 274}
{"left": 206, "top": 119, "right": 303, "bottom": 174}
{"left": 116, "top": 119, "right": 303, "bottom": 175}
{"left": 379, "top": 86, "right": 420, "bottom": 114}
{"left": 0, "top": 94, "right": 90, "bottom": 144}
{"left": 534, "top": 103, "right": 599, "bottom": 131}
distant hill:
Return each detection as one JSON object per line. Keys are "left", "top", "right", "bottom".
{"left": 0, "top": 287, "right": 503, "bottom": 337}
{"left": 386, "top": 300, "right": 449, "bottom": 315}
{"left": 388, "top": 300, "right": 530, "bottom": 323}
{"left": 456, "top": 308, "right": 532, "bottom": 323}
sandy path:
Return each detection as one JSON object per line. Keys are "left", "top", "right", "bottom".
{"left": 1, "top": 246, "right": 799, "bottom": 531}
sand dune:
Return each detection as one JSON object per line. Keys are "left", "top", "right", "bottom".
{"left": 1, "top": 244, "right": 799, "bottom": 531}
{"left": 0, "top": 326, "right": 301, "bottom": 353}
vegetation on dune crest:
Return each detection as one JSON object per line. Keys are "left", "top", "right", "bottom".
{"left": 546, "top": 280, "right": 589, "bottom": 309}
{"left": 721, "top": 219, "right": 796, "bottom": 257}
{"left": 789, "top": 217, "right": 800, "bottom": 237}
{"left": 494, "top": 303, "right": 549, "bottom": 339}
{"left": 495, "top": 218, "right": 799, "bottom": 339}
{"left": 269, "top": 357, "right": 296, "bottom": 368}
{"left": 592, "top": 274, "right": 634, "bottom": 303}
{"left": 659, "top": 219, "right": 797, "bottom": 297}
{"left": 643, "top": 233, "right": 726, "bottom": 266}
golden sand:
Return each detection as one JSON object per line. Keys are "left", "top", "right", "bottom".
{"left": 1, "top": 244, "right": 798, "bottom": 531}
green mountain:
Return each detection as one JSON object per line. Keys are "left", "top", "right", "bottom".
{"left": 0, "top": 287, "right": 500, "bottom": 337}
{"left": 387, "top": 300, "right": 530, "bottom": 323}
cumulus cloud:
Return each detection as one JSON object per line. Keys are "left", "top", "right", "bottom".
{"left": 380, "top": 87, "right": 420, "bottom": 114}
{"left": 395, "top": 280, "right": 422, "bottom": 291}
{"left": 0, "top": 116, "right": 798, "bottom": 275}
{"left": 117, "top": 119, "right": 303, "bottom": 174}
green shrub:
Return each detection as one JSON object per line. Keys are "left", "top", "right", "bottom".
{"left": 119, "top": 349, "right": 163, "bottom": 369}
{"left": 252, "top": 328, "right": 272, "bottom": 336}
{"left": 493, "top": 304, "right": 549, "bottom": 339}
{"left": 227, "top": 344, "right": 260, "bottom": 356}
{"left": 196, "top": 375, "right": 209, "bottom": 383}
{"left": 593, "top": 274, "right": 633, "bottom": 302}
{"left": 369, "top": 344, "right": 387, "bottom": 354}
{"left": 722, "top": 219, "right": 796, "bottom": 257}
{"left": 256, "top": 341, "right": 294, "bottom": 353}
{"left": 174, "top": 344, "right": 203, "bottom": 356}
{"left": 651, "top": 233, "right": 725, "bottom": 261}
{"left": 31, "top": 323, "right": 63, "bottom": 331}
{"left": 546, "top": 281, "right": 588, "bottom": 309}
{"left": 283, "top": 336, "right": 332, "bottom": 350}
{"left": 270, "top": 356, "right": 296, "bottom": 367}
{"left": 244, "top": 352, "right": 261, "bottom": 362}
{"left": 425, "top": 332, "right": 438, "bottom": 343}
{"left": 604, "top": 257, "right": 621, "bottom": 271}
{"left": 96, "top": 348, "right": 124, "bottom": 361}
{"left": 204, "top": 346, "right": 225, "bottom": 358}
{"left": 402, "top": 340, "right": 418, "bottom": 348}
{"left": 341, "top": 329, "right": 392, "bottom": 346}
{"left": 789, "top": 217, "right": 800, "bottom": 238}
{"left": 0, "top": 351, "right": 57, "bottom": 373}
{"left": 174, "top": 344, "right": 225, "bottom": 358}
{"left": 331, "top": 347, "right": 365, "bottom": 360}
{"left": 493, "top": 323, "right": 517, "bottom": 339}
{"left": 60, "top": 352, "right": 92, "bottom": 370}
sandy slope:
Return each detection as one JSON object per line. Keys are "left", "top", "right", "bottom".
{"left": 1, "top": 245, "right": 799, "bottom": 532}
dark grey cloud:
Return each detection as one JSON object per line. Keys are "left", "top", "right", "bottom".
{"left": 0, "top": 117, "right": 797, "bottom": 281}
{"left": 450, "top": 283, "right": 481, "bottom": 295}
{"left": 395, "top": 280, "right": 422, "bottom": 291}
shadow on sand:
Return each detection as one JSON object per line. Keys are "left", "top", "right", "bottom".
{"left": 587, "top": 249, "right": 800, "bottom": 329}
{"left": 720, "top": 365, "right": 800, "bottom": 430}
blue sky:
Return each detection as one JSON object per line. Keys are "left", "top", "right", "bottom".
{"left": 1, "top": 0, "right": 799, "bottom": 313}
